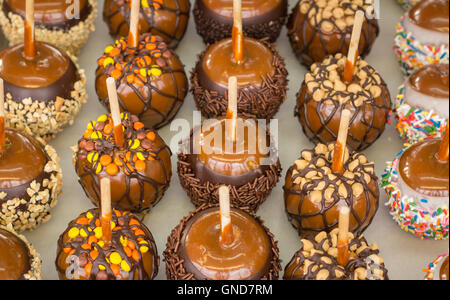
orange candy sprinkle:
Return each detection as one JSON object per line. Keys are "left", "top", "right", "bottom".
{"left": 81, "top": 243, "right": 91, "bottom": 250}
{"left": 85, "top": 263, "right": 93, "bottom": 277}
{"left": 127, "top": 241, "right": 136, "bottom": 250}
{"left": 111, "top": 69, "right": 122, "bottom": 80}
{"left": 129, "top": 219, "right": 140, "bottom": 227}
{"left": 103, "top": 123, "right": 113, "bottom": 135}
{"left": 124, "top": 246, "right": 132, "bottom": 257}
{"left": 146, "top": 132, "right": 156, "bottom": 141}
{"left": 88, "top": 235, "right": 98, "bottom": 245}
{"left": 133, "top": 122, "right": 145, "bottom": 130}
{"left": 110, "top": 264, "right": 121, "bottom": 277}
{"left": 76, "top": 218, "right": 90, "bottom": 225}
{"left": 106, "top": 163, "right": 119, "bottom": 176}
{"left": 114, "top": 156, "right": 124, "bottom": 167}
{"left": 63, "top": 247, "right": 72, "bottom": 254}
{"left": 132, "top": 249, "right": 140, "bottom": 262}
{"left": 90, "top": 250, "right": 99, "bottom": 261}
{"left": 135, "top": 160, "right": 146, "bottom": 172}
{"left": 100, "top": 155, "right": 113, "bottom": 166}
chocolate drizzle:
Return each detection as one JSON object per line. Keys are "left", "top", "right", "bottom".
{"left": 191, "top": 39, "right": 288, "bottom": 121}
{"left": 163, "top": 204, "right": 281, "bottom": 280}
{"left": 56, "top": 208, "right": 159, "bottom": 280}
{"left": 95, "top": 33, "right": 188, "bottom": 129}
{"left": 103, "top": 0, "right": 190, "bottom": 49}
{"left": 193, "top": 0, "right": 288, "bottom": 44}
{"left": 287, "top": 0, "right": 379, "bottom": 66}
{"left": 75, "top": 112, "right": 172, "bottom": 214}
{"left": 295, "top": 54, "right": 391, "bottom": 151}
{"left": 283, "top": 143, "right": 379, "bottom": 237}
{"left": 284, "top": 229, "right": 389, "bottom": 280}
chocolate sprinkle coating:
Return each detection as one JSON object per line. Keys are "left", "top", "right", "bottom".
{"left": 284, "top": 228, "right": 389, "bottom": 280}
{"left": 287, "top": 0, "right": 379, "bottom": 66}
{"left": 193, "top": 0, "right": 288, "bottom": 44}
{"left": 191, "top": 39, "right": 288, "bottom": 121}
{"left": 295, "top": 54, "right": 391, "bottom": 151}
{"left": 103, "top": 0, "right": 190, "bottom": 49}
{"left": 163, "top": 204, "right": 281, "bottom": 280}
{"left": 283, "top": 142, "right": 379, "bottom": 237}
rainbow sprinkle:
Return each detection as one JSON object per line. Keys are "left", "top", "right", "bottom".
{"left": 381, "top": 145, "right": 449, "bottom": 240}
{"left": 423, "top": 252, "right": 449, "bottom": 280}
{"left": 393, "top": 85, "right": 447, "bottom": 143}
{"left": 393, "top": 16, "right": 450, "bottom": 77}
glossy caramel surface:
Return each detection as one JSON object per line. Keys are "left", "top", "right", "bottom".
{"left": 0, "top": 129, "right": 47, "bottom": 189}
{"left": 0, "top": 42, "right": 69, "bottom": 88}
{"left": 409, "top": 64, "right": 449, "bottom": 98}
{"left": 6, "top": 0, "right": 88, "bottom": 23}
{"left": 202, "top": 38, "right": 274, "bottom": 88}
{"left": 0, "top": 228, "right": 30, "bottom": 280}
{"left": 399, "top": 139, "right": 449, "bottom": 197}
{"left": 440, "top": 256, "right": 449, "bottom": 280}
{"left": 203, "top": 0, "right": 282, "bottom": 18}
{"left": 194, "top": 118, "right": 269, "bottom": 177}
{"left": 409, "top": 0, "right": 449, "bottom": 33}
{"left": 184, "top": 208, "right": 270, "bottom": 280}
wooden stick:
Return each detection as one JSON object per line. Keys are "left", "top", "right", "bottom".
{"left": 24, "top": 0, "right": 35, "bottom": 59}
{"left": 219, "top": 186, "right": 234, "bottom": 246}
{"left": 232, "top": 0, "right": 244, "bottom": 64}
{"left": 106, "top": 77, "right": 125, "bottom": 148}
{"left": 343, "top": 10, "right": 365, "bottom": 83}
{"left": 226, "top": 76, "right": 238, "bottom": 142}
{"left": 437, "top": 123, "right": 449, "bottom": 162}
{"left": 331, "top": 109, "right": 351, "bottom": 174}
{"left": 128, "top": 0, "right": 140, "bottom": 48}
{"left": 337, "top": 205, "right": 350, "bottom": 267}
{"left": 0, "top": 79, "right": 5, "bottom": 153}
{"left": 100, "top": 178, "right": 113, "bottom": 245}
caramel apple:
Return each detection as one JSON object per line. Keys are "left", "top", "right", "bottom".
{"left": 284, "top": 228, "right": 389, "bottom": 280}
{"left": 95, "top": 33, "right": 188, "bottom": 129}
{"left": 0, "top": 0, "right": 97, "bottom": 54}
{"left": 283, "top": 143, "right": 379, "bottom": 237}
{"left": 394, "top": 63, "right": 449, "bottom": 143}
{"left": 55, "top": 208, "right": 159, "bottom": 280}
{"left": 382, "top": 136, "right": 449, "bottom": 240}
{"left": 394, "top": 0, "right": 449, "bottom": 76}
{"left": 193, "top": 0, "right": 288, "bottom": 44}
{"left": 295, "top": 53, "right": 391, "bottom": 151}
{"left": 0, "top": 128, "right": 62, "bottom": 232}
{"left": 73, "top": 112, "right": 172, "bottom": 214}
{"left": 0, "top": 224, "right": 41, "bottom": 280}
{"left": 287, "top": 0, "right": 379, "bottom": 66}
{"left": 163, "top": 204, "right": 281, "bottom": 280}
{"left": 0, "top": 40, "right": 86, "bottom": 141}
{"left": 191, "top": 37, "right": 287, "bottom": 121}
{"left": 103, "top": 0, "right": 190, "bottom": 49}
{"left": 178, "top": 116, "right": 281, "bottom": 212}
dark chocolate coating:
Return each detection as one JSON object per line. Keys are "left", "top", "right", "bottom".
{"left": 2, "top": 0, "right": 92, "bottom": 32}
{"left": 163, "top": 204, "right": 281, "bottom": 280}
{"left": 103, "top": 0, "right": 190, "bottom": 49}
{"left": 287, "top": 1, "right": 379, "bottom": 66}
{"left": 193, "top": 0, "right": 288, "bottom": 44}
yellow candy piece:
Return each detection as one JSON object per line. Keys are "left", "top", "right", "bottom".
{"left": 90, "top": 131, "right": 103, "bottom": 139}
{"left": 121, "top": 260, "right": 131, "bottom": 272}
{"left": 111, "top": 221, "right": 116, "bottom": 230}
{"left": 88, "top": 227, "right": 93, "bottom": 232}
{"left": 139, "top": 68, "right": 147, "bottom": 78}
{"left": 97, "top": 240, "right": 105, "bottom": 248}
{"left": 141, "top": 0, "right": 149, "bottom": 8}
{"left": 103, "top": 57, "right": 114, "bottom": 68}
{"left": 109, "top": 252, "right": 122, "bottom": 265}
{"left": 140, "top": 246, "right": 149, "bottom": 254}
{"left": 150, "top": 67, "right": 162, "bottom": 77}
{"left": 68, "top": 227, "right": 79, "bottom": 239}
{"left": 99, "top": 265, "right": 106, "bottom": 271}
{"left": 80, "top": 229, "right": 88, "bottom": 238}
{"left": 130, "top": 139, "right": 140, "bottom": 150}
{"left": 105, "top": 45, "right": 114, "bottom": 54}
{"left": 94, "top": 227, "right": 103, "bottom": 239}
{"left": 87, "top": 121, "right": 96, "bottom": 130}
{"left": 97, "top": 115, "right": 108, "bottom": 123}
{"left": 86, "top": 212, "right": 94, "bottom": 219}
{"left": 136, "top": 152, "right": 145, "bottom": 161}
{"left": 87, "top": 152, "right": 99, "bottom": 163}
{"left": 120, "top": 112, "right": 128, "bottom": 120}
{"left": 95, "top": 163, "right": 102, "bottom": 174}
{"left": 138, "top": 240, "right": 148, "bottom": 245}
